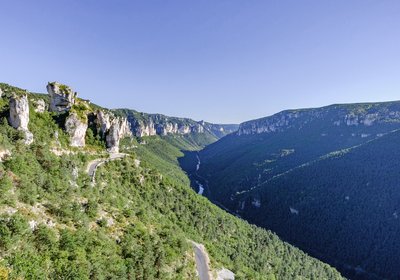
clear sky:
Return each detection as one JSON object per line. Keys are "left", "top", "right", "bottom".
{"left": 1, "top": 0, "right": 399, "bottom": 123}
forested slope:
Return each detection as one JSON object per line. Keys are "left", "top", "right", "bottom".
{"left": 235, "top": 130, "right": 400, "bottom": 279}
{"left": 181, "top": 102, "right": 400, "bottom": 279}
{"left": 0, "top": 82, "right": 342, "bottom": 279}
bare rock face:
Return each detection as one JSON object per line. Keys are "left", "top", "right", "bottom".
{"left": 0, "top": 88, "right": 3, "bottom": 98}
{"left": 33, "top": 99, "right": 46, "bottom": 113}
{"left": 118, "top": 117, "right": 132, "bottom": 138}
{"left": 47, "top": 82, "right": 77, "bottom": 113}
{"left": 9, "top": 94, "right": 33, "bottom": 145}
{"left": 135, "top": 119, "right": 157, "bottom": 137}
{"left": 105, "top": 116, "right": 132, "bottom": 153}
{"left": 106, "top": 119, "right": 120, "bottom": 153}
{"left": 96, "top": 110, "right": 112, "bottom": 138}
{"left": 65, "top": 113, "right": 88, "bottom": 147}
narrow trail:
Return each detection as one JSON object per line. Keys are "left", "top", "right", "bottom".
{"left": 86, "top": 153, "right": 127, "bottom": 183}
{"left": 192, "top": 242, "right": 212, "bottom": 280}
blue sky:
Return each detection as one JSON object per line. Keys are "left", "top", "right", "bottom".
{"left": 1, "top": 0, "right": 399, "bottom": 123}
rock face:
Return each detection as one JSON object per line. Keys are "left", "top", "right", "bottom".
{"left": 9, "top": 94, "right": 33, "bottom": 145}
{"left": 105, "top": 117, "right": 132, "bottom": 153}
{"left": 96, "top": 110, "right": 132, "bottom": 153}
{"left": 33, "top": 99, "right": 46, "bottom": 113}
{"left": 117, "top": 110, "right": 238, "bottom": 138}
{"left": 106, "top": 120, "right": 120, "bottom": 153}
{"left": 238, "top": 102, "right": 400, "bottom": 135}
{"left": 65, "top": 113, "right": 88, "bottom": 147}
{"left": 47, "top": 82, "right": 77, "bottom": 113}
{"left": 96, "top": 110, "right": 112, "bottom": 138}
{"left": 0, "top": 88, "right": 3, "bottom": 98}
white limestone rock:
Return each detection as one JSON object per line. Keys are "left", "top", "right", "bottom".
{"left": 9, "top": 94, "right": 33, "bottom": 145}
{"left": 96, "top": 110, "right": 112, "bottom": 138}
{"left": 217, "top": 268, "right": 235, "bottom": 280}
{"left": 47, "top": 82, "right": 77, "bottom": 113}
{"left": 105, "top": 117, "right": 132, "bottom": 153}
{"left": 65, "top": 113, "right": 88, "bottom": 147}
{"left": 33, "top": 99, "right": 46, "bottom": 113}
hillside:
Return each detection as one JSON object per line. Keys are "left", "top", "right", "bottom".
{"left": 0, "top": 82, "right": 342, "bottom": 279}
{"left": 181, "top": 102, "right": 400, "bottom": 279}
{"left": 237, "top": 129, "right": 400, "bottom": 279}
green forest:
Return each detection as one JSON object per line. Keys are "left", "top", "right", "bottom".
{"left": 0, "top": 83, "right": 342, "bottom": 279}
{"left": 182, "top": 102, "right": 400, "bottom": 279}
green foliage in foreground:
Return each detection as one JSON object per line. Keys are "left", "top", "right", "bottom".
{"left": 0, "top": 83, "right": 342, "bottom": 279}
{"left": 0, "top": 146, "right": 342, "bottom": 280}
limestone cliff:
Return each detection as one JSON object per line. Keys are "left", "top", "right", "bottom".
{"left": 238, "top": 102, "right": 400, "bottom": 135}
{"left": 96, "top": 110, "right": 132, "bottom": 153}
{"left": 65, "top": 113, "right": 88, "bottom": 147}
{"left": 114, "top": 109, "right": 238, "bottom": 139}
{"left": 9, "top": 94, "right": 33, "bottom": 145}
{"left": 96, "top": 110, "right": 112, "bottom": 138}
{"left": 47, "top": 82, "right": 77, "bottom": 113}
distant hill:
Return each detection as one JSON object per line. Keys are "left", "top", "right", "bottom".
{"left": 181, "top": 101, "right": 400, "bottom": 279}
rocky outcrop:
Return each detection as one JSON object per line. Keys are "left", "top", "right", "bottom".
{"left": 96, "top": 110, "right": 112, "bottom": 138}
{"left": 9, "top": 94, "right": 33, "bottom": 145}
{"left": 238, "top": 102, "right": 400, "bottom": 135}
{"left": 217, "top": 268, "right": 235, "bottom": 280}
{"left": 33, "top": 99, "right": 46, "bottom": 113}
{"left": 238, "top": 110, "right": 311, "bottom": 135}
{"left": 47, "top": 82, "right": 77, "bottom": 113}
{"left": 119, "top": 110, "right": 238, "bottom": 138}
{"left": 65, "top": 113, "right": 88, "bottom": 147}
{"left": 0, "top": 88, "right": 3, "bottom": 98}
{"left": 106, "top": 120, "right": 120, "bottom": 153}
{"left": 105, "top": 117, "right": 132, "bottom": 153}
{"left": 134, "top": 118, "right": 157, "bottom": 137}
{"left": 95, "top": 110, "right": 132, "bottom": 153}
{"left": 154, "top": 122, "right": 194, "bottom": 136}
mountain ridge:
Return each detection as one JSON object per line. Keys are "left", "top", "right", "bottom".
{"left": 237, "top": 100, "right": 400, "bottom": 136}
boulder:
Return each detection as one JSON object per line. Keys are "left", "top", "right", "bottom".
{"left": 65, "top": 113, "right": 88, "bottom": 147}
{"left": 9, "top": 94, "right": 33, "bottom": 145}
{"left": 217, "top": 268, "right": 235, "bottom": 280}
{"left": 47, "top": 82, "right": 77, "bottom": 113}
{"left": 33, "top": 99, "right": 46, "bottom": 113}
